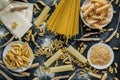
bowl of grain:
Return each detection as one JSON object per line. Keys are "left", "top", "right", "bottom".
{"left": 3, "top": 41, "right": 34, "bottom": 72}
{"left": 87, "top": 43, "right": 114, "bottom": 69}
{"left": 80, "top": 0, "right": 113, "bottom": 29}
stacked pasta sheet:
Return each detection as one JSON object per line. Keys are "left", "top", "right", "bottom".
{"left": 46, "top": 0, "right": 80, "bottom": 43}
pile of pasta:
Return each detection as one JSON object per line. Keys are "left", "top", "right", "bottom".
{"left": 81, "top": 0, "right": 112, "bottom": 29}
{"left": 90, "top": 45, "right": 112, "bottom": 66}
{"left": 46, "top": 0, "right": 80, "bottom": 43}
{"left": 3, "top": 43, "right": 31, "bottom": 69}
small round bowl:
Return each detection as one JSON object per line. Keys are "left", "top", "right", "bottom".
{"left": 80, "top": 0, "right": 113, "bottom": 29}
{"left": 87, "top": 43, "right": 114, "bottom": 70}
{"left": 3, "top": 41, "right": 34, "bottom": 72}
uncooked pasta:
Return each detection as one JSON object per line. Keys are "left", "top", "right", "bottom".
{"left": 89, "top": 45, "right": 112, "bottom": 66}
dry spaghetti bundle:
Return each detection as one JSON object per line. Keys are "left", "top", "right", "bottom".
{"left": 46, "top": 0, "right": 80, "bottom": 43}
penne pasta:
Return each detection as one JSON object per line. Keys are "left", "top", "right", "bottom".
{"left": 3, "top": 43, "right": 32, "bottom": 69}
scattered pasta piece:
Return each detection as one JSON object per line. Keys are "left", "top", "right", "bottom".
{"left": 114, "top": 63, "right": 118, "bottom": 68}
{"left": 108, "top": 28, "right": 113, "bottom": 31}
{"left": 51, "top": 75, "right": 69, "bottom": 80}
{"left": 34, "top": 6, "right": 51, "bottom": 27}
{"left": 12, "top": 21, "right": 19, "bottom": 29}
{"left": 115, "top": 0, "right": 119, "bottom": 5}
{"left": 48, "top": 65, "right": 74, "bottom": 73}
{"left": 34, "top": 4, "right": 40, "bottom": 11}
{"left": 101, "top": 73, "right": 107, "bottom": 80}
{"left": 114, "top": 77, "right": 119, "bottom": 80}
{"left": 38, "top": 0, "right": 46, "bottom": 6}
{"left": 114, "top": 68, "right": 118, "bottom": 74}
{"left": 113, "top": 47, "right": 119, "bottom": 50}
{"left": 116, "top": 32, "right": 119, "bottom": 38}
{"left": 44, "top": 49, "right": 63, "bottom": 67}
{"left": 67, "top": 46, "right": 87, "bottom": 63}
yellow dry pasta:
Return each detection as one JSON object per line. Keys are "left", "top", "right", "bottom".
{"left": 67, "top": 46, "right": 87, "bottom": 63}
{"left": 46, "top": 0, "right": 80, "bottom": 43}
{"left": 34, "top": 6, "right": 51, "bottom": 27}
{"left": 3, "top": 43, "right": 31, "bottom": 69}
{"left": 44, "top": 49, "right": 63, "bottom": 67}
{"left": 101, "top": 73, "right": 107, "bottom": 80}
{"left": 34, "top": 4, "right": 40, "bottom": 10}
{"left": 48, "top": 65, "right": 74, "bottom": 73}
{"left": 38, "top": 0, "right": 46, "bottom": 6}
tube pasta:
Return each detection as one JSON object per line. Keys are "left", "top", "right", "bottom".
{"left": 67, "top": 46, "right": 87, "bottom": 63}
{"left": 44, "top": 49, "right": 63, "bottom": 67}
{"left": 101, "top": 73, "right": 107, "bottom": 80}
{"left": 34, "top": 6, "right": 51, "bottom": 27}
{"left": 48, "top": 65, "right": 74, "bottom": 73}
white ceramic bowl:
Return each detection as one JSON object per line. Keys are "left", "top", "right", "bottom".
{"left": 87, "top": 43, "right": 114, "bottom": 70}
{"left": 80, "top": 0, "right": 113, "bottom": 29}
{"left": 3, "top": 41, "right": 34, "bottom": 72}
